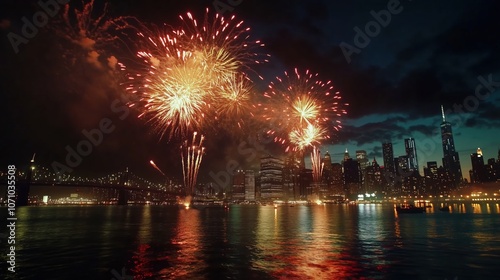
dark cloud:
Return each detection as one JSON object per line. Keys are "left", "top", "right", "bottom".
{"left": 368, "top": 146, "right": 382, "bottom": 159}
{"left": 463, "top": 103, "right": 500, "bottom": 129}
{"left": 408, "top": 124, "right": 439, "bottom": 137}
{"left": 337, "top": 117, "right": 409, "bottom": 146}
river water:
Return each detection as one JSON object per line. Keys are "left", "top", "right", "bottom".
{"left": 1, "top": 203, "right": 499, "bottom": 279}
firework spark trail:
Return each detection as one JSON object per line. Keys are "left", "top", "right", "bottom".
{"left": 149, "top": 160, "right": 166, "bottom": 176}
{"left": 311, "top": 146, "right": 324, "bottom": 183}
{"left": 181, "top": 132, "right": 205, "bottom": 199}
{"left": 261, "top": 68, "right": 348, "bottom": 152}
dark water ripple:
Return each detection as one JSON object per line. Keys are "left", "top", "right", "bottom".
{"left": 0, "top": 203, "right": 499, "bottom": 279}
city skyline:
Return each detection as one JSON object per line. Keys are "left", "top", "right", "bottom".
{"left": 1, "top": 0, "right": 499, "bottom": 185}
{"left": 318, "top": 105, "right": 498, "bottom": 182}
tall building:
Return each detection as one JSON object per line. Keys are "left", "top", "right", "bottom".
{"left": 232, "top": 170, "right": 246, "bottom": 201}
{"left": 396, "top": 156, "right": 409, "bottom": 175}
{"left": 330, "top": 163, "right": 344, "bottom": 195}
{"left": 244, "top": 170, "right": 256, "bottom": 201}
{"left": 343, "top": 158, "right": 362, "bottom": 196}
{"left": 283, "top": 152, "right": 301, "bottom": 200}
{"left": 322, "top": 151, "right": 333, "bottom": 176}
{"left": 382, "top": 142, "right": 395, "bottom": 174}
{"left": 486, "top": 158, "right": 497, "bottom": 182}
{"left": 356, "top": 150, "right": 369, "bottom": 193}
{"left": 423, "top": 161, "right": 439, "bottom": 195}
{"left": 321, "top": 152, "right": 334, "bottom": 197}
{"left": 299, "top": 169, "right": 313, "bottom": 199}
{"left": 356, "top": 150, "right": 369, "bottom": 171}
{"left": 440, "top": 106, "right": 463, "bottom": 185}
{"left": 496, "top": 149, "right": 500, "bottom": 181}
{"left": 260, "top": 155, "right": 284, "bottom": 200}
{"left": 470, "top": 148, "right": 487, "bottom": 183}
{"left": 364, "top": 158, "right": 383, "bottom": 194}
{"left": 405, "top": 138, "right": 419, "bottom": 174}
{"left": 343, "top": 148, "right": 350, "bottom": 162}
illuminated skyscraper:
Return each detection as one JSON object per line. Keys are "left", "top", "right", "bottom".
{"left": 232, "top": 170, "right": 246, "bottom": 201}
{"left": 440, "top": 106, "right": 463, "bottom": 185}
{"left": 470, "top": 148, "right": 487, "bottom": 183}
{"left": 260, "top": 155, "right": 284, "bottom": 199}
{"left": 356, "top": 150, "right": 369, "bottom": 171}
{"left": 343, "top": 148, "right": 350, "bottom": 162}
{"left": 405, "top": 138, "right": 419, "bottom": 174}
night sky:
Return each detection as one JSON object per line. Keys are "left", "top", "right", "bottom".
{"left": 1, "top": 0, "right": 499, "bottom": 184}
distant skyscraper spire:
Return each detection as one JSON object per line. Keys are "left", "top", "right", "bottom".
{"left": 440, "top": 105, "right": 462, "bottom": 186}
{"left": 441, "top": 105, "right": 446, "bottom": 122}
{"left": 344, "top": 149, "right": 350, "bottom": 161}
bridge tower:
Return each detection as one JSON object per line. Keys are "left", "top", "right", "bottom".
{"left": 16, "top": 154, "right": 36, "bottom": 207}
{"left": 117, "top": 167, "right": 130, "bottom": 205}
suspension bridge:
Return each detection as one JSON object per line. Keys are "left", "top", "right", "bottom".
{"left": 0, "top": 159, "right": 183, "bottom": 206}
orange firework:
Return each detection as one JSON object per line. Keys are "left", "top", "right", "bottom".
{"left": 181, "top": 132, "right": 205, "bottom": 205}
{"left": 261, "top": 68, "right": 347, "bottom": 151}
{"left": 127, "top": 8, "right": 267, "bottom": 139}
{"left": 174, "top": 8, "right": 269, "bottom": 83}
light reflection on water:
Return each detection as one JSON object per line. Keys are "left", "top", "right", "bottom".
{"left": 0, "top": 203, "right": 499, "bottom": 279}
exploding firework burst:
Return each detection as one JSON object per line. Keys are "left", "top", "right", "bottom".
{"left": 134, "top": 52, "right": 211, "bottom": 138}
{"left": 181, "top": 132, "right": 205, "bottom": 205}
{"left": 262, "top": 68, "right": 347, "bottom": 151}
{"left": 128, "top": 9, "right": 266, "bottom": 138}
{"left": 174, "top": 8, "right": 268, "bottom": 83}
{"left": 288, "top": 123, "right": 327, "bottom": 152}
{"left": 210, "top": 74, "right": 256, "bottom": 131}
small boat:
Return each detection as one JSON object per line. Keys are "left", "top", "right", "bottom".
{"left": 396, "top": 204, "right": 425, "bottom": 214}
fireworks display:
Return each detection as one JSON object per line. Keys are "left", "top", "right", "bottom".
{"left": 181, "top": 132, "right": 205, "bottom": 205}
{"left": 127, "top": 8, "right": 267, "bottom": 139}
{"left": 51, "top": 2, "right": 348, "bottom": 199}
{"left": 262, "top": 68, "right": 347, "bottom": 152}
